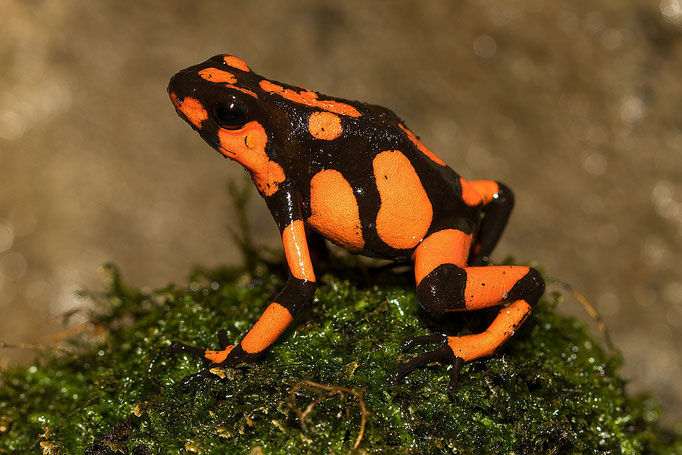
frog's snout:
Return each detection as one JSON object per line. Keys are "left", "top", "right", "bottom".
{"left": 168, "top": 71, "right": 211, "bottom": 131}
{"left": 167, "top": 71, "right": 188, "bottom": 100}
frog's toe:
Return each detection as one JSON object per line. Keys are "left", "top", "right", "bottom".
{"left": 217, "top": 328, "right": 231, "bottom": 349}
{"left": 388, "top": 344, "right": 454, "bottom": 385}
{"left": 170, "top": 328, "right": 237, "bottom": 362}
{"left": 446, "top": 357, "right": 466, "bottom": 391}
{"left": 389, "top": 334, "right": 467, "bottom": 390}
{"left": 169, "top": 341, "right": 206, "bottom": 358}
{"left": 171, "top": 342, "right": 239, "bottom": 389}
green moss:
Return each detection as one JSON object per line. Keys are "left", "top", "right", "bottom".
{"left": 1, "top": 260, "right": 681, "bottom": 454}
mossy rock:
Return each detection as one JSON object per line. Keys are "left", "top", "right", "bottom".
{"left": 1, "top": 260, "right": 680, "bottom": 454}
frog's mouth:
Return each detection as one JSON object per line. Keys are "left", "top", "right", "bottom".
{"left": 216, "top": 144, "right": 237, "bottom": 159}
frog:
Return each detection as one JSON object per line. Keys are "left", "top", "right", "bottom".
{"left": 167, "top": 54, "right": 545, "bottom": 390}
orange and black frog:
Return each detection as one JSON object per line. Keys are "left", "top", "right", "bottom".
{"left": 167, "top": 54, "right": 545, "bottom": 390}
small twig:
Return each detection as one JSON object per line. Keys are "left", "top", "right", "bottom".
{"left": 0, "top": 341, "right": 73, "bottom": 354}
{"left": 287, "top": 380, "right": 368, "bottom": 449}
{"left": 34, "top": 322, "right": 93, "bottom": 344}
{"left": 227, "top": 175, "right": 260, "bottom": 273}
{"left": 548, "top": 278, "right": 616, "bottom": 352}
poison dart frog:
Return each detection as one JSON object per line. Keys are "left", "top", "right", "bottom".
{"left": 168, "top": 55, "right": 545, "bottom": 389}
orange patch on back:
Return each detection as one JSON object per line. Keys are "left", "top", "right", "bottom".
{"left": 398, "top": 124, "right": 446, "bottom": 166}
{"left": 223, "top": 55, "right": 251, "bottom": 72}
{"left": 468, "top": 180, "right": 500, "bottom": 205}
{"left": 240, "top": 302, "right": 294, "bottom": 354}
{"left": 308, "top": 111, "right": 343, "bottom": 140}
{"left": 171, "top": 94, "right": 208, "bottom": 128}
{"left": 282, "top": 220, "right": 316, "bottom": 282}
{"left": 460, "top": 178, "right": 483, "bottom": 206}
{"left": 307, "top": 170, "right": 365, "bottom": 251}
{"left": 413, "top": 229, "right": 472, "bottom": 285}
{"left": 198, "top": 68, "right": 237, "bottom": 84}
{"left": 259, "top": 80, "right": 361, "bottom": 117}
{"left": 373, "top": 151, "right": 433, "bottom": 250}
{"left": 217, "top": 121, "right": 285, "bottom": 196}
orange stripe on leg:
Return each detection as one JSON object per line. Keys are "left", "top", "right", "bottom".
{"left": 282, "top": 220, "right": 316, "bottom": 282}
{"left": 447, "top": 299, "right": 532, "bottom": 361}
{"left": 240, "top": 302, "right": 294, "bottom": 354}
{"left": 462, "top": 266, "right": 529, "bottom": 310}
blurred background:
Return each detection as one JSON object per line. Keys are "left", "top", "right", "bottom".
{"left": 1, "top": 0, "right": 681, "bottom": 424}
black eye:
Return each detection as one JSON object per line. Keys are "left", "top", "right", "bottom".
{"left": 212, "top": 103, "right": 246, "bottom": 129}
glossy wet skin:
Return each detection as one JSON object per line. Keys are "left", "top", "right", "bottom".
{"left": 168, "top": 55, "right": 545, "bottom": 389}
{"left": 168, "top": 54, "right": 478, "bottom": 259}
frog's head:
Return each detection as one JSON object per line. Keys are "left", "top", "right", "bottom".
{"left": 168, "top": 55, "right": 288, "bottom": 195}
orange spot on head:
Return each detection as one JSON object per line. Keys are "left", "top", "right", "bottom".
{"left": 259, "top": 80, "right": 361, "bottom": 117}
{"left": 373, "top": 151, "right": 433, "bottom": 250}
{"left": 308, "top": 111, "right": 343, "bottom": 140}
{"left": 413, "top": 229, "right": 472, "bottom": 285}
{"left": 196, "top": 70, "right": 258, "bottom": 98}
{"left": 259, "top": 80, "right": 283, "bottom": 93}
{"left": 172, "top": 95, "right": 208, "bottom": 128}
{"left": 307, "top": 170, "right": 365, "bottom": 251}
{"left": 198, "top": 68, "right": 237, "bottom": 84}
{"left": 460, "top": 178, "right": 483, "bottom": 206}
{"left": 282, "top": 220, "right": 316, "bottom": 281}
{"left": 217, "top": 121, "right": 285, "bottom": 196}
{"left": 398, "top": 124, "right": 446, "bottom": 166}
{"left": 240, "top": 302, "right": 294, "bottom": 354}
{"left": 223, "top": 55, "right": 251, "bottom": 72}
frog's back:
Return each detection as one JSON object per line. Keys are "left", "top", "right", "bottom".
{"left": 281, "top": 91, "right": 482, "bottom": 259}
{"left": 169, "top": 54, "right": 482, "bottom": 260}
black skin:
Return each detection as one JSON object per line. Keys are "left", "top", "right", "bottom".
{"left": 168, "top": 55, "right": 481, "bottom": 259}
{"left": 168, "top": 55, "right": 543, "bottom": 389}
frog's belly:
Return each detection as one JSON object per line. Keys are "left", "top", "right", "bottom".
{"left": 306, "top": 169, "right": 365, "bottom": 252}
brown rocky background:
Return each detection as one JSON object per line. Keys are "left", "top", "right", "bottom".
{"left": 1, "top": 0, "right": 680, "bottom": 424}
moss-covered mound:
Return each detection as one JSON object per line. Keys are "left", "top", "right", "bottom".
{"left": 1, "top": 261, "right": 680, "bottom": 454}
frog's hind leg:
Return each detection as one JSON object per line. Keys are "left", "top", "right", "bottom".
{"left": 466, "top": 180, "right": 514, "bottom": 266}
{"left": 388, "top": 227, "right": 544, "bottom": 389}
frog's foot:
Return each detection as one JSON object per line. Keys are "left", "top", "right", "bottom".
{"left": 170, "top": 329, "right": 243, "bottom": 386}
{"left": 388, "top": 334, "right": 465, "bottom": 391}
{"left": 389, "top": 331, "right": 509, "bottom": 390}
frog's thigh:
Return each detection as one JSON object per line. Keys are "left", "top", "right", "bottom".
{"left": 413, "top": 229, "right": 543, "bottom": 316}
{"left": 373, "top": 150, "right": 433, "bottom": 250}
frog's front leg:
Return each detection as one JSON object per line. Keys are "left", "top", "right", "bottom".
{"left": 171, "top": 190, "right": 315, "bottom": 385}
{"left": 388, "top": 227, "right": 544, "bottom": 390}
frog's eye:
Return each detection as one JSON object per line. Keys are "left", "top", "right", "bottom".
{"left": 212, "top": 103, "right": 246, "bottom": 130}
